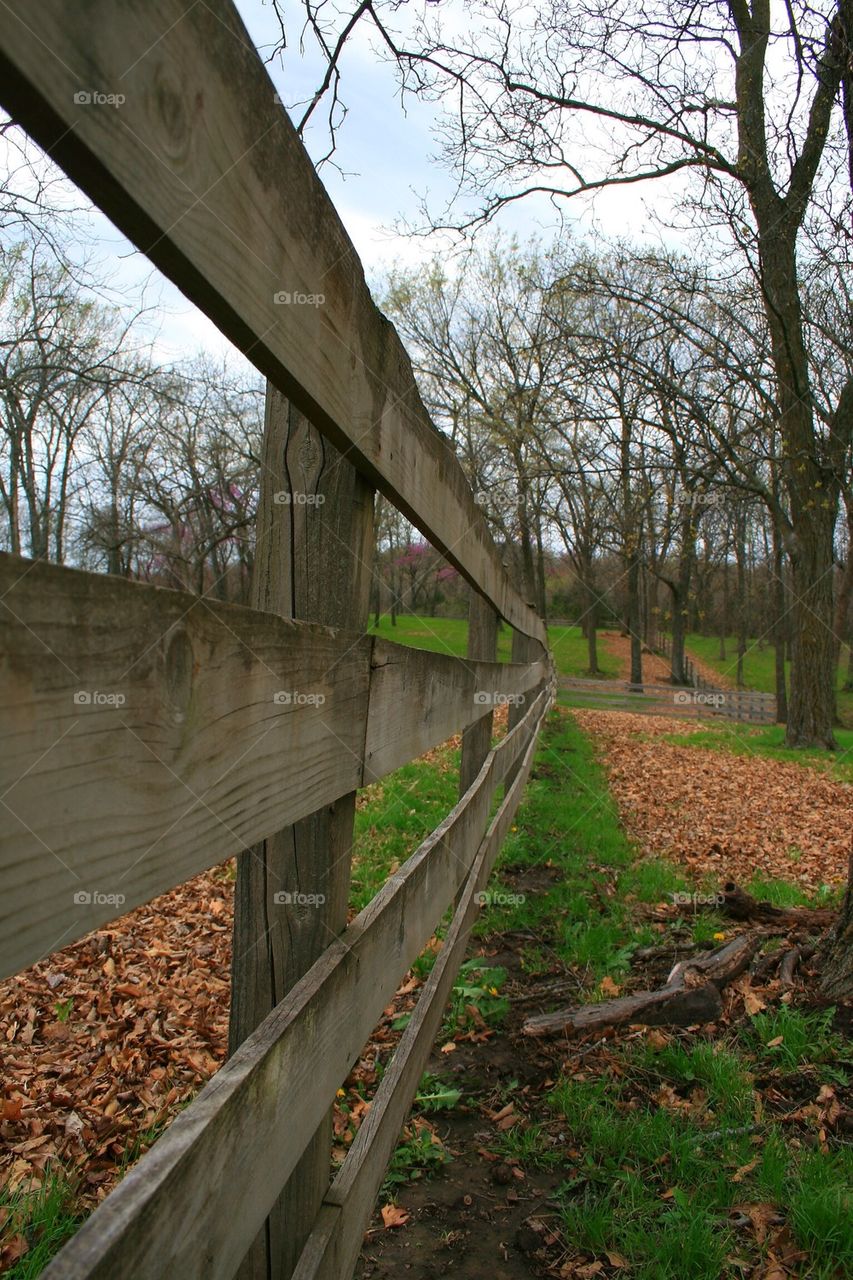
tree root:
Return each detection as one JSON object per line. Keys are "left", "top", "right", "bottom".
{"left": 523, "top": 934, "right": 760, "bottom": 1037}
{"left": 720, "top": 882, "right": 835, "bottom": 928}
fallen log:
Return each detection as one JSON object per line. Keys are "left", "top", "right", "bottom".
{"left": 523, "top": 933, "right": 759, "bottom": 1038}
{"left": 720, "top": 882, "right": 835, "bottom": 928}
{"left": 523, "top": 982, "right": 722, "bottom": 1037}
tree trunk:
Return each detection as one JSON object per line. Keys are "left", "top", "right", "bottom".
{"left": 670, "top": 587, "right": 687, "bottom": 685}
{"left": 819, "top": 851, "right": 853, "bottom": 1000}
{"left": 734, "top": 510, "right": 748, "bottom": 688}
{"left": 585, "top": 573, "right": 599, "bottom": 674}
{"left": 786, "top": 512, "right": 838, "bottom": 747}
{"left": 771, "top": 504, "right": 788, "bottom": 723}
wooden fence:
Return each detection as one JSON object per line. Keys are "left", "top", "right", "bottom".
{"left": 558, "top": 677, "right": 776, "bottom": 723}
{"left": 0, "top": 4, "right": 553, "bottom": 1277}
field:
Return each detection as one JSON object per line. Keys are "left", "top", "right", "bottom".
{"left": 686, "top": 633, "right": 853, "bottom": 728}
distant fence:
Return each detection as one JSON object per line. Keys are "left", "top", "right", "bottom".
{"left": 0, "top": 4, "right": 553, "bottom": 1278}
{"left": 558, "top": 677, "right": 776, "bottom": 724}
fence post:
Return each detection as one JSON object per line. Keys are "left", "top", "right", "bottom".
{"left": 459, "top": 591, "right": 499, "bottom": 796}
{"left": 229, "top": 386, "right": 375, "bottom": 1279}
{"left": 506, "top": 632, "right": 545, "bottom": 787}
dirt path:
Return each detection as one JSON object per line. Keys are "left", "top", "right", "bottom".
{"left": 598, "top": 632, "right": 673, "bottom": 684}
{"left": 356, "top": 930, "right": 568, "bottom": 1280}
{"left": 599, "top": 632, "right": 737, "bottom": 690}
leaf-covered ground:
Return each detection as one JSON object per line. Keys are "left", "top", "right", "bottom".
{"left": 571, "top": 711, "right": 851, "bottom": 895}
{"left": 2, "top": 706, "right": 851, "bottom": 1278}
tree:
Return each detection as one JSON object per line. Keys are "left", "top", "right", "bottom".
{"left": 283, "top": 0, "right": 853, "bottom": 748}
{"left": 0, "top": 241, "right": 147, "bottom": 563}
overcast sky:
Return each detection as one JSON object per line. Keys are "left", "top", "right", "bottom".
{"left": 4, "top": 0, "right": 684, "bottom": 369}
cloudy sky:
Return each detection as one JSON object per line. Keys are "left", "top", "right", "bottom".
{"left": 5, "top": 0, "right": 681, "bottom": 367}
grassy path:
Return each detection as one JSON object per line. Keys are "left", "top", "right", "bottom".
{"left": 356, "top": 708, "right": 852, "bottom": 1280}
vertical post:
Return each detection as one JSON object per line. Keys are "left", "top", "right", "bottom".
{"left": 459, "top": 590, "right": 499, "bottom": 796}
{"left": 230, "top": 387, "right": 374, "bottom": 1279}
{"left": 505, "top": 627, "right": 545, "bottom": 787}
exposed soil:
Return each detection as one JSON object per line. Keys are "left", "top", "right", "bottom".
{"left": 355, "top": 933, "right": 570, "bottom": 1280}
{"left": 598, "top": 631, "right": 673, "bottom": 685}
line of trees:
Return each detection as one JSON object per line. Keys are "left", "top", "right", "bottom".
{"left": 0, "top": 238, "right": 264, "bottom": 601}
{"left": 378, "top": 234, "right": 853, "bottom": 729}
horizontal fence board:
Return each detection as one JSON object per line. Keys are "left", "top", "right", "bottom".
{"left": 0, "top": 554, "right": 369, "bottom": 980}
{"left": 0, "top": 554, "right": 543, "bottom": 979}
{"left": 292, "top": 691, "right": 548, "bottom": 1280}
{"left": 364, "top": 639, "right": 546, "bottom": 782}
{"left": 39, "top": 694, "right": 545, "bottom": 1280}
{"left": 0, "top": 0, "right": 544, "bottom": 647}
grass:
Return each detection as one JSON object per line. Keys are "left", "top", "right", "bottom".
{"left": 351, "top": 743, "right": 461, "bottom": 911}
{"left": 368, "top": 613, "right": 619, "bottom": 679}
{"left": 0, "top": 1169, "right": 84, "bottom": 1279}
{"left": 686, "top": 632, "right": 853, "bottom": 728}
{"left": 747, "top": 1004, "right": 846, "bottom": 1074}
{"left": 544, "top": 1030, "right": 853, "bottom": 1278}
{"left": 474, "top": 712, "right": 684, "bottom": 982}
{"left": 465, "top": 707, "right": 852, "bottom": 1277}
{"left": 661, "top": 720, "right": 853, "bottom": 785}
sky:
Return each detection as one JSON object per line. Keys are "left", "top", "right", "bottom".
{"left": 1, "top": 0, "right": 684, "bottom": 370}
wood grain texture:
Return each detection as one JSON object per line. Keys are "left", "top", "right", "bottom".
{"left": 0, "top": 552, "right": 369, "bottom": 981}
{"left": 229, "top": 388, "right": 375, "bottom": 1280}
{"left": 459, "top": 593, "right": 499, "bottom": 796}
{"left": 0, "top": 0, "right": 544, "bottom": 645}
{"left": 38, "top": 703, "right": 527, "bottom": 1280}
{"left": 364, "top": 640, "right": 546, "bottom": 783}
{"left": 1, "top": 550, "right": 546, "bottom": 979}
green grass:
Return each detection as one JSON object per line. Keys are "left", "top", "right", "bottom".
{"left": 0, "top": 1168, "right": 84, "bottom": 1279}
{"left": 747, "top": 1004, "right": 847, "bottom": 1073}
{"left": 686, "top": 632, "right": 853, "bottom": 728}
{"left": 662, "top": 720, "right": 853, "bottom": 784}
{"left": 549, "top": 1056, "right": 852, "bottom": 1279}
{"left": 463, "top": 706, "right": 853, "bottom": 1277}
{"left": 351, "top": 745, "right": 461, "bottom": 911}
{"left": 474, "top": 712, "right": 682, "bottom": 982}
{"left": 368, "top": 613, "right": 619, "bottom": 679}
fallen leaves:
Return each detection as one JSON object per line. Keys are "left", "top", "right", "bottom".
{"left": 380, "top": 1204, "right": 410, "bottom": 1229}
{"left": 571, "top": 710, "right": 851, "bottom": 892}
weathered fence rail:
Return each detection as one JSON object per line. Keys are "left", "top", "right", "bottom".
{"left": 558, "top": 677, "right": 776, "bottom": 724}
{"left": 0, "top": 3, "right": 553, "bottom": 1277}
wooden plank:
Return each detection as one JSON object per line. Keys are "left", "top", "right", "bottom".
{"left": 291, "top": 691, "right": 549, "bottom": 1280}
{"left": 0, "top": 0, "right": 544, "bottom": 646}
{"left": 459, "top": 593, "right": 498, "bottom": 796}
{"left": 229, "top": 390, "right": 375, "bottom": 1280}
{"left": 0, "top": 550, "right": 543, "bottom": 978}
{"left": 364, "top": 640, "right": 545, "bottom": 783}
{"left": 38, "top": 698, "right": 541, "bottom": 1280}
{"left": 0, "top": 552, "right": 370, "bottom": 980}
{"left": 506, "top": 628, "right": 544, "bottom": 787}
